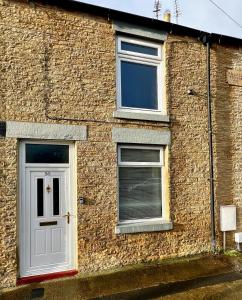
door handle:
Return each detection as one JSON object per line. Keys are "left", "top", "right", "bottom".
{"left": 63, "top": 212, "right": 70, "bottom": 224}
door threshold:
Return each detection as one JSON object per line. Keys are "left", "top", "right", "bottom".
{"left": 17, "top": 270, "right": 78, "bottom": 285}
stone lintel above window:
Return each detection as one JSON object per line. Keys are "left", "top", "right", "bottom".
{"left": 113, "top": 20, "right": 168, "bottom": 42}
{"left": 112, "top": 127, "right": 171, "bottom": 145}
{"left": 1, "top": 121, "right": 87, "bottom": 141}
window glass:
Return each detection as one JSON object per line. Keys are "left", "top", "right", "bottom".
{"left": 53, "top": 178, "right": 60, "bottom": 216}
{"left": 121, "top": 148, "right": 160, "bottom": 163}
{"left": 121, "top": 41, "right": 158, "bottom": 56}
{"left": 37, "top": 178, "right": 44, "bottom": 217}
{"left": 26, "top": 144, "right": 69, "bottom": 164}
{"left": 119, "top": 167, "right": 162, "bottom": 221}
{"left": 121, "top": 61, "right": 158, "bottom": 110}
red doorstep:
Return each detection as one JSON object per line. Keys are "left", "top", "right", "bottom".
{"left": 17, "top": 270, "right": 78, "bottom": 285}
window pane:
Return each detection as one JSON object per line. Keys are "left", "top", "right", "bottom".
{"left": 26, "top": 144, "right": 69, "bottom": 163}
{"left": 119, "top": 167, "right": 162, "bottom": 222}
{"left": 121, "top": 148, "right": 160, "bottom": 163}
{"left": 121, "top": 61, "right": 158, "bottom": 110}
{"left": 37, "top": 178, "right": 44, "bottom": 217}
{"left": 53, "top": 178, "right": 60, "bottom": 216}
{"left": 121, "top": 41, "right": 158, "bottom": 56}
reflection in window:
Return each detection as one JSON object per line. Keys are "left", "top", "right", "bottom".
{"left": 121, "top": 41, "right": 158, "bottom": 56}
{"left": 121, "top": 61, "right": 158, "bottom": 110}
{"left": 121, "top": 148, "right": 160, "bottom": 163}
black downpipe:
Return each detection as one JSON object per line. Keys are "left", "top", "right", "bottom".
{"left": 206, "top": 36, "right": 216, "bottom": 252}
{"left": 200, "top": 33, "right": 216, "bottom": 252}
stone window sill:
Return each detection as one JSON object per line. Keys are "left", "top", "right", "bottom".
{"left": 115, "top": 220, "right": 173, "bottom": 234}
{"left": 113, "top": 111, "right": 170, "bottom": 123}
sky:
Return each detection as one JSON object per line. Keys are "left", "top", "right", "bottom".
{"left": 76, "top": 0, "right": 242, "bottom": 39}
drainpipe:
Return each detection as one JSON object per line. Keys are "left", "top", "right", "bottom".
{"left": 207, "top": 38, "right": 216, "bottom": 253}
{"left": 200, "top": 33, "right": 216, "bottom": 253}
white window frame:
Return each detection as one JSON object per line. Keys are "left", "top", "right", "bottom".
{"left": 117, "top": 145, "right": 165, "bottom": 224}
{"left": 116, "top": 36, "right": 163, "bottom": 114}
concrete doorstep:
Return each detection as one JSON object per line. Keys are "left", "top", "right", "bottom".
{"left": 1, "top": 254, "right": 241, "bottom": 300}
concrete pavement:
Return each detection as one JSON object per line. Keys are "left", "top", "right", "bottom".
{"left": 1, "top": 254, "right": 242, "bottom": 299}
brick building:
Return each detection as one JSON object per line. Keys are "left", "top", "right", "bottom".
{"left": 1, "top": 0, "right": 242, "bottom": 289}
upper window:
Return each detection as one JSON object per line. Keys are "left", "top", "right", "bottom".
{"left": 117, "top": 37, "right": 162, "bottom": 112}
{"left": 118, "top": 145, "right": 164, "bottom": 223}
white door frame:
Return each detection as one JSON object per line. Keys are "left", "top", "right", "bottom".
{"left": 18, "top": 140, "right": 77, "bottom": 278}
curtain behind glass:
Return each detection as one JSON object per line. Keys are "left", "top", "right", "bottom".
{"left": 119, "top": 167, "right": 162, "bottom": 221}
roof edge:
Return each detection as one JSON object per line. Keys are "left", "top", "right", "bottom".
{"left": 39, "top": 0, "right": 242, "bottom": 46}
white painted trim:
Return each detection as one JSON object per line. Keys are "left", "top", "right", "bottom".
{"left": 5, "top": 121, "right": 87, "bottom": 141}
{"left": 19, "top": 140, "right": 77, "bottom": 277}
{"left": 117, "top": 56, "right": 162, "bottom": 112}
{"left": 118, "top": 145, "right": 164, "bottom": 166}
{"left": 117, "top": 36, "right": 162, "bottom": 60}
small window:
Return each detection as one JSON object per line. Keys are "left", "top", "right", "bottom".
{"left": 117, "top": 37, "right": 162, "bottom": 112}
{"left": 118, "top": 146, "right": 164, "bottom": 223}
{"left": 121, "top": 41, "right": 158, "bottom": 56}
{"left": 26, "top": 144, "right": 69, "bottom": 164}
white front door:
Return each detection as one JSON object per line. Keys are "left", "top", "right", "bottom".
{"left": 29, "top": 169, "right": 69, "bottom": 269}
{"left": 19, "top": 142, "right": 76, "bottom": 277}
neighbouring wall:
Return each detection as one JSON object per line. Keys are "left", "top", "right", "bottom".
{"left": 213, "top": 43, "right": 242, "bottom": 246}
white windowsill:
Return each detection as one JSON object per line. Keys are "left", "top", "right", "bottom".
{"left": 113, "top": 110, "right": 170, "bottom": 122}
{"left": 115, "top": 220, "right": 173, "bottom": 234}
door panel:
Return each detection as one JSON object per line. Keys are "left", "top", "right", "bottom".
{"left": 51, "top": 228, "right": 62, "bottom": 252}
{"left": 27, "top": 169, "right": 70, "bottom": 271}
{"left": 35, "top": 229, "right": 47, "bottom": 255}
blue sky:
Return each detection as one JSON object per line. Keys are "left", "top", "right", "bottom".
{"left": 76, "top": 0, "right": 242, "bottom": 39}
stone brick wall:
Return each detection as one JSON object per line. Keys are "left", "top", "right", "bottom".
{"left": 212, "top": 44, "right": 242, "bottom": 245}
{"left": 166, "top": 38, "right": 211, "bottom": 253}
{"left": 0, "top": 138, "right": 18, "bottom": 288}
{"left": 1, "top": 0, "right": 241, "bottom": 289}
